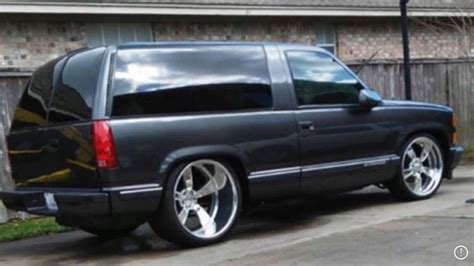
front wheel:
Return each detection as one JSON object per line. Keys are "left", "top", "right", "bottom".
{"left": 388, "top": 134, "right": 445, "bottom": 200}
{"left": 149, "top": 159, "right": 241, "bottom": 246}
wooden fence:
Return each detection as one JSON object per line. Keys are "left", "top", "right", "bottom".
{"left": 0, "top": 75, "right": 29, "bottom": 223}
{"left": 0, "top": 59, "right": 473, "bottom": 222}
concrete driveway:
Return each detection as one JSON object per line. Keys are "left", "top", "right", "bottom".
{"left": 0, "top": 165, "right": 473, "bottom": 265}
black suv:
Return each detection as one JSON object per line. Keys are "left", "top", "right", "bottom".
{"left": 0, "top": 42, "right": 463, "bottom": 246}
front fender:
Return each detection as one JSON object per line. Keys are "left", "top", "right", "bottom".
{"left": 395, "top": 122, "right": 451, "bottom": 151}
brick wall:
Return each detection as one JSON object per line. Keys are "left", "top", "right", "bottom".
{"left": 154, "top": 18, "right": 472, "bottom": 61}
{"left": 338, "top": 19, "right": 473, "bottom": 61}
{"left": 153, "top": 19, "right": 319, "bottom": 45}
{"left": 0, "top": 18, "right": 472, "bottom": 70}
{"left": 0, "top": 21, "right": 86, "bottom": 69}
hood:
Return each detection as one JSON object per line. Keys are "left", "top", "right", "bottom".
{"left": 382, "top": 100, "right": 453, "bottom": 113}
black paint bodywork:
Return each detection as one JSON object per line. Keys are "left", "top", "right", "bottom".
{"left": 0, "top": 42, "right": 463, "bottom": 221}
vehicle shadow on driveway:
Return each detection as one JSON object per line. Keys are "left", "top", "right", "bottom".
{"left": 0, "top": 188, "right": 401, "bottom": 264}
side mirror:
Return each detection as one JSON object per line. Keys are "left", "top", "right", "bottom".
{"left": 359, "top": 88, "right": 382, "bottom": 108}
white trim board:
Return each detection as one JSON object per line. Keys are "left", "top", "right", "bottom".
{"left": 0, "top": 3, "right": 473, "bottom": 17}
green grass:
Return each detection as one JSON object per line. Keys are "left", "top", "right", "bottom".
{"left": 462, "top": 146, "right": 474, "bottom": 163}
{"left": 0, "top": 217, "right": 72, "bottom": 243}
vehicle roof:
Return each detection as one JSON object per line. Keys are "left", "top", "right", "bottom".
{"left": 114, "top": 41, "right": 322, "bottom": 51}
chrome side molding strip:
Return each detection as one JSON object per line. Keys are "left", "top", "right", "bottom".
{"left": 119, "top": 187, "right": 163, "bottom": 195}
{"left": 249, "top": 167, "right": 300, "bottom": 179}
{"left": 302, "top": 155, "right": 399, "bottom": 173}
{"left": 102, "top": 183, "right": 161, "bottom": 192}
{"left": 249, "top": 154, "right": 399, "bottom": 180}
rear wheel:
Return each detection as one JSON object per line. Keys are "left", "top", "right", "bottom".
{"left": 388, "top": 134, "right": 444, "bottom": 200}
{"left": 149, "top": 159, "right": 241, "bottom": 246}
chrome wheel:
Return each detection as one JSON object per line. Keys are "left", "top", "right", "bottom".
{"left": 173, "top": 159, "right": 238, "bottom": 239}
{"left": 402, "top": 137, "right": 443, "bottom": 197}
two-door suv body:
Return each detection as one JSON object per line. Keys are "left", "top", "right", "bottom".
{"left": 0, "top": 42, "right": 463, "bottom": 246}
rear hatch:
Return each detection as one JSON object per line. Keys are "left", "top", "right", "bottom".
{"left": 7, "top": 47, "right": 107, "bottom": 189}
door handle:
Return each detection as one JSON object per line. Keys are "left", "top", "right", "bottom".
{"left": 299, "top": 121, "right": 315, "bottom": 131}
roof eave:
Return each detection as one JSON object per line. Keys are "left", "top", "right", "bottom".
{"left": 0, "top": 3, "right": 473, "bottom": 17}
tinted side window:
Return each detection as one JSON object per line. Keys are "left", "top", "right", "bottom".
{"left": 11, "top": 57, "right": 65, "bottom": 130}
{"left": 286, "top": 51, "right": 361, "bottom": 106}
{"left": 48, "top": 47, "right": 106, "bottom": 124}
{"left": 111, "top": 45, "right": 272, "bottom": 116}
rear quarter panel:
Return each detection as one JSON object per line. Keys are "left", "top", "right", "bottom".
{"left": 106, "top": 112, "right": 299, "bottom": 188}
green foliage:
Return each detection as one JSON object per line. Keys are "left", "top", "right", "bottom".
{"left": 0, "top": 217, "right": 72, "bottom": 243}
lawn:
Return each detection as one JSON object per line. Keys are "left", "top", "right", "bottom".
{"left": 0, "top": 217, "right": 72, "bottom": 243}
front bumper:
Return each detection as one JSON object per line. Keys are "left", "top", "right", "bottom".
{"left": 449, "top": 145, "right": 464, "bottom": 169}
{"left": 443, "top": 145, "right": 464, "bottom": 179}
{"left": 0, "top": 184, "right": 162, "bottom": 217}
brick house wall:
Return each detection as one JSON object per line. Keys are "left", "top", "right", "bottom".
{"left": 0, "top": 17, "right": 472, "bottom": 70}
{"left": 153, "top": 19, "right": 319, "bottom": 45}
{"left": 154, "top": 18, "right": 473, "bottom": 61}
{"left": 0, "top": 21, "right": 86, "bottom": 69}
{"left": 338, "top": 19, "right": 474, "bottom": 60}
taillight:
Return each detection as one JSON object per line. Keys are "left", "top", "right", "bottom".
{"left": 92, "top": 121, "right": 118, "bottom": 169}
{"left": 450, "top": 114, "right": 458, "bottom": 145}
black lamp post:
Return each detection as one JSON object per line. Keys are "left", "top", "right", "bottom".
{"left": 400, "top": 0, "right": 412, "bottom": 100}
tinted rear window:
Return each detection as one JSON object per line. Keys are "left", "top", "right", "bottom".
{"left": 11, "top": 56, "right": 65, "bottom": 130}
{"left": 111, "top": 45, "right": 272, "bottom": 116}
{"left": 48, "top": 47, "right": 106, "bottom": 124}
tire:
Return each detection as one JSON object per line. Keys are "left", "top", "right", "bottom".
{"left": 149, "top": 159, "right": 242, "bottom": 247}
{"left": 388, "top": 133, "right": 445, "bottom": 201}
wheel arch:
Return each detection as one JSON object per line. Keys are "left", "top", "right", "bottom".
{"left": 400, "top": 128, "right": 450, "bottom": 169}
{"left": 158, "top": 145, "right": 251, "bottom": 206}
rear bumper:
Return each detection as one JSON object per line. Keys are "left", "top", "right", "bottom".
{"left": 0, "top": 184, "right": 162, "bottom": 217}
